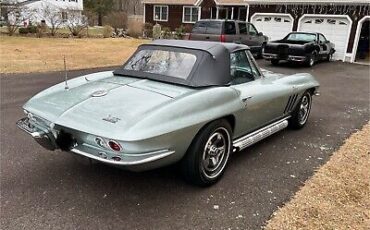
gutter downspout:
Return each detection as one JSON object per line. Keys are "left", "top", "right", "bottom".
{"left": 246, "top": 3, "right": 250, "bottom": 22}
{"left": 143, "top": 3, "right": 146, "bottom": 24}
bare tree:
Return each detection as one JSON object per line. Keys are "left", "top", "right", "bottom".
{"left": 6, "top": 4, "right": 34, "bottom": 36}
{"left": 66, "top": 9, "right": 88, "bottom": 37}
{"left": 131, "top": 0, "right": 141, "bottom": 15}
{"left": 112, "top": 0, "right": 142, "bottom": 15}
{"left": 40, "top": 4, "right": 63, "bottom": 36}
{"left": 105, "top": 11, "right": 127, "bottom": 34}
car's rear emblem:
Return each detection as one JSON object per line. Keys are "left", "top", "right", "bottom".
{"left": 91, "top": 90, "right": 108, "bottom": 97}
{"left": 103, "top": 115, "right": 121, "bottom": 124}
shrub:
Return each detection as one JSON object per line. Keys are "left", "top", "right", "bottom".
{"left": 28, "top": 25, "right": 37, "bottom": 34}
{"left": 175, "top": 25, "right": 186, "bottom": 39}
{"left": 161, "top": 27, "right": 171, "bottom": 39}
{"left": 69, "top": 25, "right": 86, "bottom": 37}
{"left": 127, "top": 17, "right": 143, "bottom": 38}
{"left": 102, "top": 25, "right": 113, "bottom": 38}
{"left": 36, "top": 23, "right": 48, "bottom": 38}
{"left": 143, "top": 23, "right": 153, "bottom": 38}
{"left": 153, "top": 23, "right": 161, "bottom": 39}
{"left": 18, "top": 27, "right": 29, "bottom": 34}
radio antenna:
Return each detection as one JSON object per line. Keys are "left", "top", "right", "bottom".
{"left": 64, "top": 56, "right": 69, "bottom": 90}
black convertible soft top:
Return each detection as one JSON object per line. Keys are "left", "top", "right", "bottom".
{"left": 113, "top": 40, "right": 250, "bottom": 88}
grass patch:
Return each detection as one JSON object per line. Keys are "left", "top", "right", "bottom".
{"left": 0, "top": 36, "right": 147, "bottom": 74}
{"left": 265, "top": 123, "right": 370, "bottom": 230}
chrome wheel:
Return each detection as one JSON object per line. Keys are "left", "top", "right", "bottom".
{"left": 201, "top": 127, "right": 231, "bottom": 179}
{"left": 298, "top": 95, "right": 311, "bottom": 125}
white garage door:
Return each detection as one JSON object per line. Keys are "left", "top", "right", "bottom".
{"left": 299, "top": 16, "right": 352, "bottom": 61}
{"left": 251, "top": 14, "right": 293, "bottom": 41}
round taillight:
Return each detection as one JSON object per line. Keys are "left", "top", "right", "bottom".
{"left": 108, "top": 140, "right": 122, "bottom": 152}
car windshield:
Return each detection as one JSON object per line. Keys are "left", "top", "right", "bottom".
{"left": 123, "top": 49, "right": 197, "bottom": 80}
{"left": 286, "top": 33, "right": 316, "bottom": 42}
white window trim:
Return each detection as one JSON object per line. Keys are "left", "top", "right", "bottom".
{"left": 153, "top": 5, "right": 169, "bottom": 22}
{"left": 238, "top": 6, "right": 248, "bottom": 21}
{"left": 351, "top": 16, "right": 369, "bottom": 63}
{"left": 182, "top": 6, "right": 201, "bottom": 24}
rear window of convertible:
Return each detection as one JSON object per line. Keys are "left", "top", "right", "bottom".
{"left": 123, "top": 49, "right": 197, "bottom": 80}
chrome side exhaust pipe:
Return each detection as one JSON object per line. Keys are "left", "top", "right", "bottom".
{"left": 233, "top": 118, "right": 289, "bottom": 152}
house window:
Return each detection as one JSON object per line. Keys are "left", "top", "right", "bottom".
{"left": 327, "top": 19, "right": 336, "bottom": 24}
{"left": 61, "top": 12, "right": 68, "bottom": 21}
{"left": 315, "top": 19, "right": 324, "bottom": 24}
{"left": 154, "top": 5, "right": 168, "bottom": 22}
{"left": 183, "top": 6, "right": 199, "bottom": 23}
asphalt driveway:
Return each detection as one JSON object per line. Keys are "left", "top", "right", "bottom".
{"left": 1, "top": 61, "right": 369, "bottom": 230}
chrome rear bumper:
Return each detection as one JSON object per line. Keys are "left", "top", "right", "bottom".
{"left": 16, "top": 117, "right": 175, "bottom": 167}
{"left": 70, "top": 146, "right": 175, "bottom": 166}
{"left": 16, "top": 117, "right": 57, "bottom": 150}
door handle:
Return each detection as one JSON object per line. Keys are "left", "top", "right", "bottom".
{"left": 206, "top": 36, "right": 210, "bottom": 39}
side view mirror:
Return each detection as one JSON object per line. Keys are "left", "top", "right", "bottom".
{"left": 258, "top": 32, "right": 263, "bottom": 36}
{"left": 326, "top": 40, "right": 330, "bottom": 44}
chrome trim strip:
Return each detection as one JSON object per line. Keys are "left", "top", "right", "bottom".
{"left": 284, "top": 95, "right": 293, "bottom": 114}
{"left": 70, "top": 148, "right": 175, "bottom": 166}
{"left": 16, "top": 117, "right": 49, "bottom": 138}
{"left": 288, "top": 55, "right": 307, "bottom": 61}
{"left": 233, "top": 117, "right": 290, "bottom": 151}
{"left": 288, "top": 55, "right": 306, "bottom": 58}
{"left": 262, "top": 53, "right": 278, "bottom": 58}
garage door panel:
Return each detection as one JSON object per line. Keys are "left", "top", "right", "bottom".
{"left": 299, "top": 16, "right": 351, "bottom": 61}
{"left": 252, "top": 14, "right": 293, "bottom": 41}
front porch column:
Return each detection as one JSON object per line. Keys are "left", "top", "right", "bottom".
{"left": 216, "top": 7, "right": 219, "bottom": 19}
{"left": 231, "top": 7, "right": 234, "bottom": 20}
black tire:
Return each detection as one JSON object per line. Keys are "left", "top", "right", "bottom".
{"left": 306, "top": 51, "right": 317, "bottom": 67}
{"left": 256, "top": 43, "right": 266, "bottom": 59}
{"left": 289, "top": 91, "right": 312, "bottom": 129}
{"left": 326, "top": 51, "right": 333, "bottom": 62}
{"left": 271, "top": 59, "right": 279, "bottom": 65}
{"left": 180, "top": 119, "right": 232, "bottom": 186}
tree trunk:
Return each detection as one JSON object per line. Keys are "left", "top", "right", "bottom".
{"left": 98, "top": 13, "right": 103, "bottom": 26}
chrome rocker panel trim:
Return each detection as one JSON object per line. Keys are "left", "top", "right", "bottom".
{"left": 233, "top": 117, "right": 290, "bottom": 151}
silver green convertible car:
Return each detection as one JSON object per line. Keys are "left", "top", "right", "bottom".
{"left": 17, "top": 40, "right": 319, "bottom": 186}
